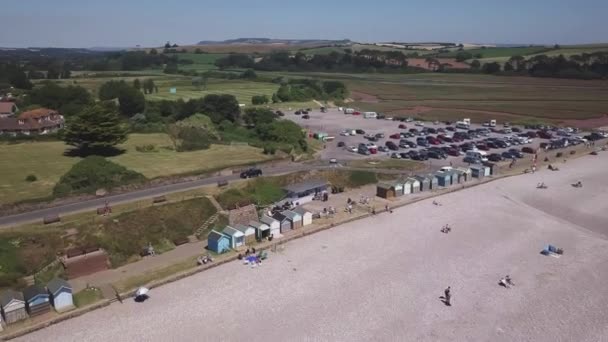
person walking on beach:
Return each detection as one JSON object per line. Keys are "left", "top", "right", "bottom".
{"left": 444, "top": 286, "right": 451, "bottom": 306}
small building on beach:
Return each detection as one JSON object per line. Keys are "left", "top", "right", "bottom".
{"left": 235, "top": 223, "right": 256, "bottom": 244}
{"left": 0, "top": 290, "right": 28, "bottom": 324}
{"left": 249, "top": 221, "right": 270, "bottom": 239}
{"left": 435, "top": 172, "right": 452, "bottom": 187}
{"left": 207, "top": 230, "right": 231, "bottom": 253}
{"left": 261, "top": 215, "right": 281, "bottom": 237}
{"left": 283, "top": 179, "right": 329, "bottom": 205}
{"left": 406, "top": 177, "right": 421, "bottom": 194}
{"left": 293, "top": 207, "right": 313, "bottom": 226}
{"left": 222, "top": 226, "right": 245, "bottom": 249}
{"left": 272, "top": 212, "right": 293, "bottom": 233}
{"left": 455, "top": 167, "right": 472, "bottom": 182}
{"left": 47, "top": 278, "right": 74, "bottom": 313}
{"left": 23, "top": 285, "right": 51, "bottom": 317}
{"left": 282, "top": 210, "right": 303, "bottom": 230}
{"left": 376, "top": 182, "right": 396, "bottom": 199}
{"left": 414, "top": 175, "right": 431, "bottom": 192}
{"left": 470, "top": 164, "right": 489, "bottom": 178}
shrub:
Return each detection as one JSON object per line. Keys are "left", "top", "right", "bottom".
{"left": 53, "top": 156, "right": 146, "bottom": 197}
{"left": 556, "top": 152, "right": 563, "bottom": 158}
{"left": 25, "top": 174, "right": 38, "bottom": 182}
{"left": 348, "top": 171, "right": 378, "bottom": 187}
{"left": 135, "top": 144, "right": 157, "bottom": 153}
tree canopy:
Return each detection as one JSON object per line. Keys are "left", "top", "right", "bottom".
{"left": 62, "top": 104, "right": 128, "bottom": 154}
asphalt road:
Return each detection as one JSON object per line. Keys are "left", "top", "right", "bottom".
{"left": 0, "top": 163, "right": 317, "bottom": 228}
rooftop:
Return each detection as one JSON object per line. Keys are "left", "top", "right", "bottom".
{"left": 47, "top": 278, "right": 72, "bottom": 296}
{"left": 1, "top": 290, "right": 24, "bottom": 307}
{"left": 283, "top": 179, "right": 328, "bottom": 194}
{"left": 208, "top": 230, "right": 228, "bottom": 242}
{"left": 19, "top": 108, "right": 58, "bottom": 119}
{"left": 222, "top": 226, "right": 244, "bottom": 237}
{"left": 23, "top": 285, "right": 48, "bottom": 302}
{"left": 0, "top": 102, "right": 16, "bottom": 113}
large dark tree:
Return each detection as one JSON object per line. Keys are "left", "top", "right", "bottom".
{"left": 63, "top": 104, "right": 128, "bottom": 154}
{"left": 118, "top": 86, "right": 145, "bottom": 117}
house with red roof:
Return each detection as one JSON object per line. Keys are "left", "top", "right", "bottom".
{"left": 0, "top": 108, "right": 64, "bottom": 136}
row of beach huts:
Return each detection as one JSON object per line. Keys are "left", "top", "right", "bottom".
{"left": 376, "top": 164, "right": 494, "bottom": 199}
{"left": 0, "top": 278, "right": 74, "bottom": 329}
{"left": 208, "top": 207, "right": 314, "bottom": 254}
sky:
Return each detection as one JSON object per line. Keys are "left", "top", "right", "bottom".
{"left": 0, "top": 0, "right": 606, "bottom": 48}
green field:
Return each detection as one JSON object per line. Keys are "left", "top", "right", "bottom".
{"left": 439, "top": 46, "right": 550, "bottom": 59}
{"left": 0, "top": 134, "right": 274, "bottom": 204}
{"left": 297, "top": 43, "right": 434, "bottom": 56}
{"left": 171, "top": 53, "right": 228, "bottom": 64}
{"left": 146, "top": 78, "right": 280, "bottom": 104}
{"left": 470, "top": 45, "right": 608, "bottom": 64}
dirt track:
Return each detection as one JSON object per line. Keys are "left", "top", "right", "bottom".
{"left": 15, "top": 153, "right": 608, "bottom": 342}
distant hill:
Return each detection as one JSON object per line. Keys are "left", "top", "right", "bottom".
{"left": 196, "top": 38, "right": 351, "bottom": 46}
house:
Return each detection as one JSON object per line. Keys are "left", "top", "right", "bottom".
{"left": 272, "top": 212, "right": 292, "bottom": 233}
{"left": 222, "top": 226, "right": 245, "bottom": 249}
{"left": 470, "top": 164, "right": 489, "bottom": 178}
{"left": 235, "top": 223, "right": 256, "bottom": 244}
{"left": 207, "top": 230, "right": 231, "bottom": 253}
{"left": 249, "top": 220, "right": 270, "bottom": 239}
{"left": 0, "top": 102, "right": 17, "bottom": 118}
{"left": 376, "top": 182, "right": 396, "bottom": 199}
{"left": 293, "top": 207, "right": 313, "bottom": 226}
{"left": 407, "top": 177, "right": 421, "bottom": 194}
{"left": 414, "top": 175, "right": 430, "bottom": 192}
{"left": 23, "top": 285, "right": 51, "bottom": 317}
{"left": 47, "top": 278, "right": 74, "bottom": 312}
{"left": 0, "top": 290, "right": 28, "bottom": 324}
{"left": 261, "top": 215, "right": 281, "bottom": 237}
{"left": 435, "top": 172, "right": 452, "bottom": 187}
{"left": 283, "top": 179, "right": 329, "bottom": 205}
{"left": 0, "top": 108, "right": 64, "bottom": 136}
{"left": 282, "top": 210, "right": 302, "bottom": 229}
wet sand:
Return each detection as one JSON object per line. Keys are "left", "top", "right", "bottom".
{"left": 15, "top": 154, "right": 608, "bottom": 342}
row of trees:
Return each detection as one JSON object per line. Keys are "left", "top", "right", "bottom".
{"left": 215, "top": 50, "right": 411, "bottom": 73}
{"left": 274, "top": 79, "right": 348, "bottom": 102}
{"left": 474, "top": 52, "right": 608, "bottom": 79}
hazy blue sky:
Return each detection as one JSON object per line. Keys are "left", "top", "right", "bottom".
{"left": 0, "top": 0, "right": 606, "bottom": 47}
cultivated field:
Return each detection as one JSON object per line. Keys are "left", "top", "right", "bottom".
{"left": 331, "top": 73, "right": 608, "bottom": 123}
{"left": 16, "top": 153, "right": 608, "bottom": 342}
{"left": 0, "top": 134, "right": 273, "bottom": 204}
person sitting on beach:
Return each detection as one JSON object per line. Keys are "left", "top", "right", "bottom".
{"left": 505, "top": 275, "right": 514, "bottom": 286}
{"left": 499, "top": 277, "right": 510, "bottom": 288}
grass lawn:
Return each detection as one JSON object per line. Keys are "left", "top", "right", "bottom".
{"left": 146, "top": 78, "right": 279, "bottom": 104}
{"left": 0, "top": 133, "right": 274, "bottom": 204}
{"left": 73, "top": 287, "right": 103, "bottom": 307}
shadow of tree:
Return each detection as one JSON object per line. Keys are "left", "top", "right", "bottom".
{"left": 64, "top": 147, "right": 126, "bottom": 157}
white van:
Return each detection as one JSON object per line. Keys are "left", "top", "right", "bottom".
{"left": 344, "top": 108, "right": 355, "bottom": 114}
{"left": 363, "top": 112, "right": 377, "bottom": 119}
{"left": 466, "top": 151, "right": 488, "bottom": 161}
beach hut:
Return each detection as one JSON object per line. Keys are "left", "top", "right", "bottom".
{"left": 222, "top": 226, "right": 245, "bottom": 249}
{"left": 470, "top": 164, "right": 488, "bottom": 178}
{"left": 0, "top": 290, "right": 28, "bottom": 324}
{"left": 282, "top": 210, "right": 303, "bottom": 229}
{"left": 393, "top": 181, "right": 405, "bottom": 196}
{"left": 425, "top": 173, "right": 439, "bottom": 190}
{"left": 249, "top": 221, "right": 270, "bottom": 239}
{"left": 455, "top": 167, "right": 472, "bottom": 182}
{"left": 272, "top": 212, "right": 292, "bottom": 233}
{"left": 293, "top": 207, "right": 313, "bottom": 226}
{"left": 376, "top": 182, "right": 396, "bottom": 199}
{"left": 23, "top": 285, "right": 51, "bottom": 317}
{"left": 407, "top": 177, "right": 421, "bottom": 193}
{"left": 47, "top": 278, "right": 74, "bottom": 313}
{"left": 261, "top": 215, "right": 281, "bottom": 237}
{"left": 414, "top": 175, "right": 430, "bottom": 192}
{"left": 447, "top": 170, "right": 460, "bottom": 184}
{"left": 435, "top": 172, "right": 452, "bottom": 187}
{"left": 482, "top": 161, "right": 497, "bottom": 176}
{"left": 235, "top": 223, "right": 256, "bottom": 244}
{"left": 400, "top": 179, "right": 412, "bottom": 195}
{"left": 207, "top": 230, "right": 231, "bottom": 253}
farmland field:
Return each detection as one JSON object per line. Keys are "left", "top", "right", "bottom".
{"left": 0, "top": 134, "right": 274, "bottom": 204}
{"left": 146, "top": 78, "right": 279, "bottom": 103}
{"left": 439, "top": 46, "right": 550, "bottom": 59}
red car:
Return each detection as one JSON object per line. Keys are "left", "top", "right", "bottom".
{"left": 353, "top": 111, "right": 361, "bottom": 115}
{"left": 447, "top": 148, "right": 460, "bottom": 156}
{"left": 389, "top": 133, "right": 401, "bottom": 139}
{"left": 398, "top": 124, "right": 407, "bottom": 129}
{"left": 368, "top": 147, "right": 378, "bottom": 154}
{"left": 476, "top": 143, "right": 489, "bottom": 151}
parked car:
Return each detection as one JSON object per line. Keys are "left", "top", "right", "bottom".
{"left": 409, "top": 128, "right": 419, "bottom": 134}
{"left": 375, "top": 133, "right": 385, "bottom": 138}
{"left": 447, "top": 148, "right": 460, "bottom": 156}
{"left": 511, "top": 127, "right": 521, "bottom": 133}
{"left": 427, "top": 127, "right": 437, "bottom": 134}
{"left": 366, "top": 142, "right": 378, "bottom": 149}
{"left": 276, "top": 110, "right": 284, "bottom": 116}
{"left": 463, "top": 156, "right": 480, "bottom": 164}
{"left": 337, "top": 141, "right": 345, "bottom": 147}
{"left": 385, "top": 141, "right": 399, "bottom": 150}
{"left": 240, "top": 168, "right": 263, "bottom": 178}
{"left": 486, "top": 141, "right": 498, "bottom": 149}
{"left": 348, "top": 146, "right": 358, "bottom": 153}
{"left": 521, "top": 146, "right": 535, "bottom": 154}
{"left": 294, "top": 110, "right": 301, "bottom": 115}
{"left": 508, "top": 149, "right": 524, "bottom": 158}
{"left": 495, "top": 140, "right": 508, "bottom": 148}
{"left": 302, "top": 114, "right": 310, "bottom": 119}
{"left": 537, "top": 130, "right": 553, "bottom": 139}
{"left": 398, "top": 124, "right": 407, "bottom": 129}
{"left": 399, "top": 152, "right": 410, "bottom": 159}
{"left": 355, "top": 129, "right": 366, "bottom": 135}
{"left": 476, "top": 143, "right": 489, "bottom": 151}
{"left": 378, "top": 146, "right": 389, "bottom": 152}
{"left": 389, "top": 133, "right": 401, "bottom": 139}
{"left": 402, "top": 140, "right": 416, "bottom": 148}
{"left": 358, "top": 147, "right": 370, "bottom": 155}
{"left": 407, "top": 150, "right": 420, "bottom": 159}
{"left": 445, "top": 126, "right": 455, "bottom": 132}
{"left": 488, "top": 153, "right": 503, "bottom": 162}
{"left": 427, "top": 151, "right": 442, "bottom": 159}
{"left": 501, "top": 151, "right": 514, "bottom": 159}
{"left": 417, "top": 138, "right": 429, "bottom": 147}
{"left": 391, "top": 152, "right": 402, "bottom": 159}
